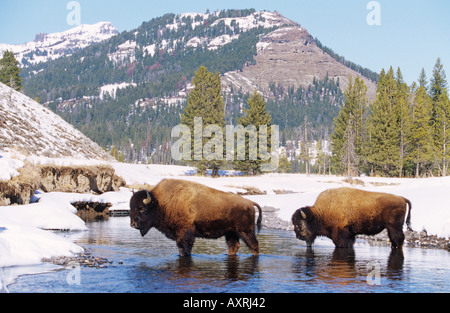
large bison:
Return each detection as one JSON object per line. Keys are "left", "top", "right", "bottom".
{"left": 129, "top": 179, "right": 262, "bottom": 256}
{"left": 292, "top": 188, "right": 412, "bottom": 249}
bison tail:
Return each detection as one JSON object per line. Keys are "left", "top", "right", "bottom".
{"left": 404, "top": 198, "right": 413, "bottom": 231}
{"left": 253, "top": 202, "right": 263, "bottom": 232}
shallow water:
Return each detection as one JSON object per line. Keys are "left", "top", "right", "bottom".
{"left": 6, "top": 217, "right": 450, "bottom": 293}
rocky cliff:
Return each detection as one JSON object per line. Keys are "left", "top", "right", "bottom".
{"left": 222, "top": 26, "right": 377, "bottom": 101}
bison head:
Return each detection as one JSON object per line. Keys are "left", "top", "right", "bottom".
{"left": 129, "top": 190, "right": 158, "bottom": 237}
{"left": 292, "top": 206, "right": 316, "bottom": 247}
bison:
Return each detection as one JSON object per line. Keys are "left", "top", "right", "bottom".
{"left": 129, "top": 179, "right": 262, "bottom": 256}
{"left": 292, "top": 188, "right": 412, "bottom": 249}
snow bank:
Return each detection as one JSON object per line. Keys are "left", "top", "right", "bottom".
{"left": 0, "top": 192, "right": 86, "bottom": 231}
{"left": 0, "top": 222, "right": 83, "bottom": 267}
{"left": 0, "top": 154, "right": 24, "bottom": 181}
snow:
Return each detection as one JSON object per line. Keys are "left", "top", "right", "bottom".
{"left": 1, "top": 152, "right": 450, "bottom": 289}
{"left": 0, "top": 223, "right": 83, "bottom": 267}
{"left": 207, "top": 34, "right": 239, "bottom": 51}
{"left": 256, "top": 41, "right": 271, "bottom": 53}
{"left": 99, "top": 82, "right": 137, "bottom": 100}
{"left": 107, "top": 40, "right": 137, "bottom": 64}
{"left": 0, "top": 155, "right": 24, "bottom": 181}
{"left": 0, "top": 22, "right": 118, "bottom": 67}
{"left": 186, "top": 36, "right": 207, "bottom": 48}
{"left": 143, "top": 44, "right": 156, "bottom": 57}
{"left": 210, "top": 11, "right": 294, "bottom": 32}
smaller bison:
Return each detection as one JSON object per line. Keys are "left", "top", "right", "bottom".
{"left": 292, "top": 188, "right": 412, "bottom": 249}
{"left": 130, "top": 179, "right": 262, "bottom": 256}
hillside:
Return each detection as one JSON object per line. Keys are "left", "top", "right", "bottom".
{"left": 0, "top": 82, "right": 112, "bottom": 160}
{"left": 222, "top": 26, "right": 377, "bottom": 100}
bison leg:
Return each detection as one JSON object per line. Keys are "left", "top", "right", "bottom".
{"left": 331, "top": 228, "right": 355, "bottom": 248}
{"left": 386, "top": 225, "right": 405, "bottom": 249}
{"left": 239, "top": 231, "right": 260, "bottom": 256}
{"left": 176, "top": 230, "right": 195, "bottom": 256}
{"left": 225, "top": 232, "right": 241, "bottom": 256}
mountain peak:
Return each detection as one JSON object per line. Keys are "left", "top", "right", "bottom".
{"left": 0, "top": 22, "right": 118, "bottom": 67}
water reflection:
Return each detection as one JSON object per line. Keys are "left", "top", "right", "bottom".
{"left": 123, "top": 245, "right": 408, "bottom": 293}
{"left": 294, "top": 247, "right": 405, "bottom": 288}
{"left": 127, "top": 254, "right": 260, "bottom": 292}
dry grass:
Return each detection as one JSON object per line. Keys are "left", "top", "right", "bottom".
{"left": 126, "top": 183, "right": 154, "bottom": 191}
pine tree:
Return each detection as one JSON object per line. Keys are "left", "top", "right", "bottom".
{"left": 232, "top": 90, "right": 272, "bottom": 175}
{"left": 408, "top": 85, "right": 434, "bottom": 177}
{"left": 331, "top": 75, "right": 368, "bottom": 176}
{"left": 277, "top": 149, "right": 292, "bottom": 173}
{"left": 418, "top": 68, "right": 428, "bottom": 90}
{"left": 434, "top": 88, "right": 450, "bottom": 176}
{"left": 395, "top": 67, "right": 412, "bottom": 177}
{"left": 430, "top": 58, "right": 447, "bottom": 103}
{"left": 429, "top": 58, "right": 449, "bottom": 175}
{"left": 315, "top": 139, "right": 330, "bottom": 175}
{"left": 367, "top": 67, "right": 401, "bottom": 176}
{"left": 180, "top": 66, "right": 225, "bottom": 176}
{"left": 0, "top": 50, "right": 22, "bottom": 91}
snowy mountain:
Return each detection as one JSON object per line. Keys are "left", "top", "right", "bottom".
{"left": 0, "top": 22, "right": 118, "bottom": 67}
{"left": 19, "top": 9, "right": 379, "bottom": 163}
{"left": 105, "top": 11, "right": 296, "bottom": 65}
{"left": 0, "top": 82, "right": 112, "bottom": 160}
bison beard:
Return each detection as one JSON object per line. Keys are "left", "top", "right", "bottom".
{"left": 292, "top": 188, "right": 412, "bottom": 249}
{"left": 129, "top": 179, "right": 262, "bottom": 256}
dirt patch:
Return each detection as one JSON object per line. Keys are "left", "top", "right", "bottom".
{"left": 39, "top": 164, "right": 125, "bottom": 194}
{"left": 0, "top": 163, "right": 40, "bottom": 205}
{"left": 0, "top": 163, "right": 126, "bottom": 206}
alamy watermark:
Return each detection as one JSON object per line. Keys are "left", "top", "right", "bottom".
{"left": 65, "top": 261, "right": 81, "bottom": 286}
{"left": 171, "top": 117, "right": 280, "bottom": 172}
{"left": 366, "top": 1, "right": 381, "bottom": 26}
{"left": 66, "top": 1, "right": 81, "bottom": 26}
{"left": 366, "top": 261, "right": 381, "bottom": 286}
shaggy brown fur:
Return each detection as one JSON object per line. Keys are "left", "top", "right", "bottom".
{"left": 292, "top": 188, "right": 412, "bottom": 249}
{"left": 129, "top": 179, "right": 262, "bottom": 256}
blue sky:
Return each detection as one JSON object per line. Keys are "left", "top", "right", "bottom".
{"left": 0, "top": 0, "right": 449, "bottom": 85}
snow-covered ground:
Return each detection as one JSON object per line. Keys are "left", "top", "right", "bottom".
{"left": 1, "top": 152, "right": 450, "bottom": 287}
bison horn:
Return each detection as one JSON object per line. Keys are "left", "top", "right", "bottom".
{"left": 143, "top": 191, "right": 151, "bottom": 205}
{"left": 300, "top": 210, "right": 307, "bottom": 219}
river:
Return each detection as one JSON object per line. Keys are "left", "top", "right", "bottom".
{"left": 6, "top": 217, "right": 450, "bottom": 293}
